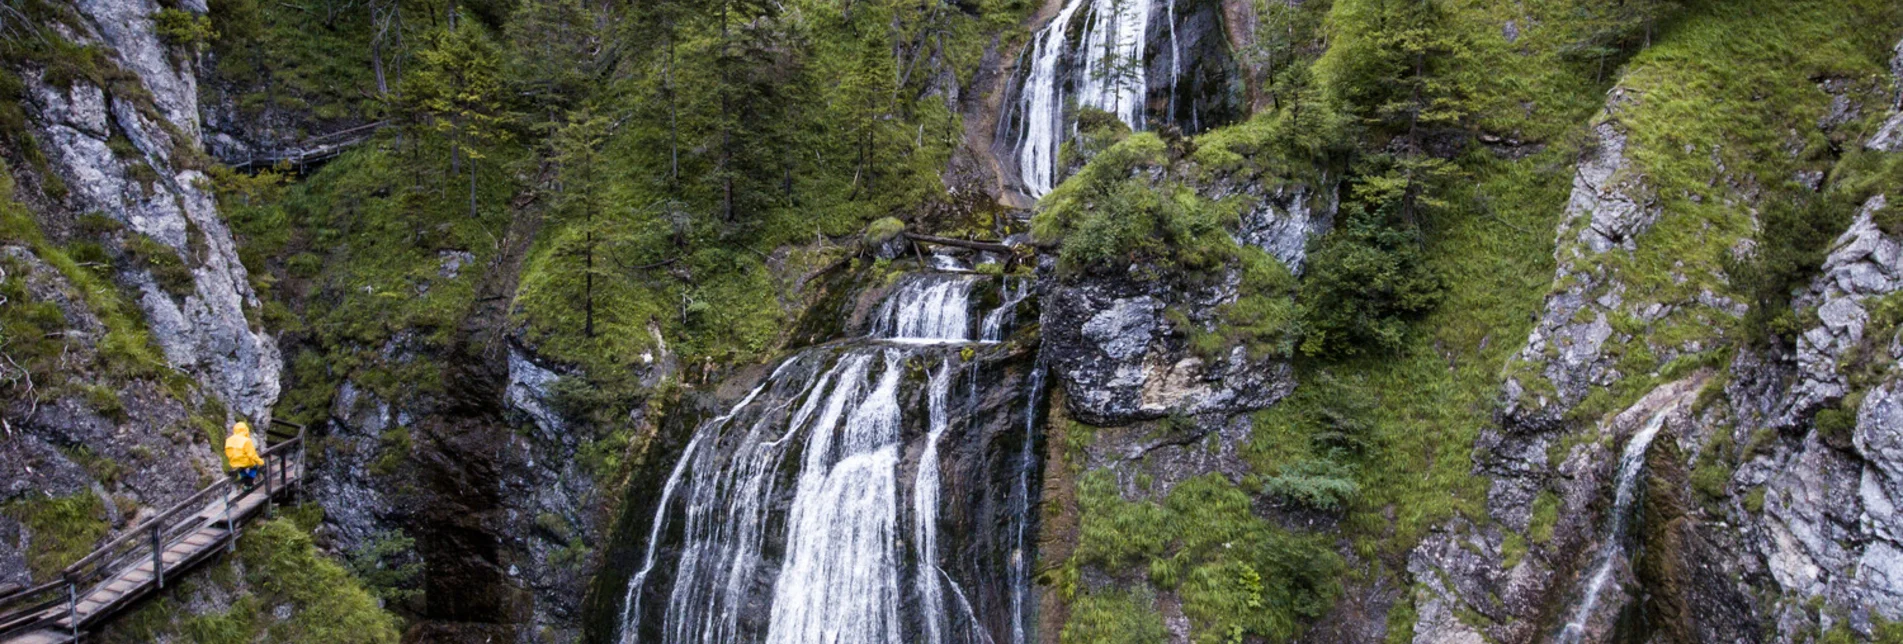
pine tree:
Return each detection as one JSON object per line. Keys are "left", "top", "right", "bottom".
{"left": 550, "top": 110, "right": 611, "bottom": 337}
{"left": 1330, "top": 0, "right": 1473, "bottom": 224}
{"left": 401, "top": 20, "right": 505, "bottom": 218}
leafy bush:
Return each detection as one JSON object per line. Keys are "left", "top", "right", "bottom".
{"left": 1261, "top": 458, "right": 1360, "bottom": 511}
{"left": 1066, "top": 473, "right": 1343, "bottom": 643}
{"left": 1296, "top": 204, "right": 1443, "bottom": 358}
{"left": 154, "top": 9, "right": 216, "bottom": 49}
{"left": 346, "top": 530, "right": 423, "bottom": 604}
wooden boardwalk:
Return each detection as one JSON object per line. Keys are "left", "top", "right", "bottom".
{"left": 0, "top": 425, "right": 306, "bottom": 643}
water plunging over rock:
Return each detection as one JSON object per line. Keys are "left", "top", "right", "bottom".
{"left": 611, "top": 273, "right": 1043, "bottom": 644}
{"left": 1557, "top": 398, "right": 1683, "bottom": 643}
{"left": 1004, "top": 0, "right": 1240, "bottom": 197}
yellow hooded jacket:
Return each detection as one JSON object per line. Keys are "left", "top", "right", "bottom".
{"left": 224, "top": 422, "right": 263, "bottom": 469}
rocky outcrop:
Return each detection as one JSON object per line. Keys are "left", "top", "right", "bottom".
{"left": 1734, "top": 195, "right": 1903, "bottom": 638}
{"left": 20, "top": 0, "right": 280, "bottom": 419}
{"left": 1502, "top": 90, "right": 1660, "bottom": 427}
{"left": 1041, "top": 266, "right": 1294, "bottom": 427}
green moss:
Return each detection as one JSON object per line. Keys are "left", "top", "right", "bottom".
{"left": 369, "top": 427, "right": 411, "bottom": 476}
{"left": 2, "top": 493, "right": 109, "bottom": 579}
{"left": 1500, "top": 531, "right": 1527, "bottom": 569}
{"left": 1529, "top": 491, "right": 1560, "bottom": 544}
{"left": 122, "top": 233, "right": 196, "bottom": 298}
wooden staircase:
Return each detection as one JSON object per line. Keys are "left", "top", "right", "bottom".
{"left": 0, "top": 422, "right": 307, "bottom": 643}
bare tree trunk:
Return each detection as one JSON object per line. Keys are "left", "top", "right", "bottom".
{"left": 666, "top": 27, "right": 680, "bottom": 186}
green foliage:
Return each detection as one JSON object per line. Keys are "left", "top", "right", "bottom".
{"left": 1066, "top": 473, "right": 1343, "bottom": 643}
{"left": 107, "top": 519, "right": 401, "bottom": 644}
{"left": 2, "top": 493, "right": 109, "bottom": 579}
{"left": 1260, "top": 458, "right": 1360, "bottom": 511}
{"left": 154, "top": 8, "right": 217, "bottom": 50}
{"left": 122, "top": 232, "right": 195, "bottom": 298}
{"left": 1061, "top": 589, "right": 1169, "bottom": 644}
{"left": 1190, "top": 246, "right": 1301, "bottom": 359}
{"left": 205, "top": 0, "right": 384, "bottom": 121}
{"left": 346, "top": 530, "right": 423, "bottom": 604}
{"left": 1529, "top": 491, "right": 1559, "bottom": 543}
{"left": 370, "top": 426, "right": 411, "bottom": 476}
{"left": 1297, "top": 204, "right": 1443, "bottom": 358}
{"left": 1034, "top": 133, "right": 1244, "bottom": 279}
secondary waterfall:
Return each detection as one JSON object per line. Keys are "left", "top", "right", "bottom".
{"left": 616, "top": 272, "right": 1041, "bottom": 644}
{"left": 1013, "top": 0, "right": 1157, "bottom": 196}
{"left": 1555, "top": 406, "right": 1673, "bottom": 643}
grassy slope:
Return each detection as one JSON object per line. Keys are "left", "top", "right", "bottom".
{"left": 1055, "top": 0, "right": 1903, "bottom": 642}
{"left": 102, "top": 514, "right": 401, "bottom": 644}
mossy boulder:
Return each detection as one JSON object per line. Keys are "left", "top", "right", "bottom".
{"left": 863, "top": 216, "right": 907, "bottom": 260}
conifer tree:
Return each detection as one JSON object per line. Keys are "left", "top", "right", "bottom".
{"left": 402, "top": 20, "right": 504, "bottom": 217}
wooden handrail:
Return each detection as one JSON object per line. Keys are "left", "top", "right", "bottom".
{"left": 0, "top": 425, "right": 307, "bottom": 640}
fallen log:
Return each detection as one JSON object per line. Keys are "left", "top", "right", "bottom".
{"left": 901, "top": 232, "right": 1016, "bottom": 254}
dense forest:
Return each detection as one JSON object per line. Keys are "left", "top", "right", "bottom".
{"left": 5, "top": 0, "right": 1903, "bottom": 642}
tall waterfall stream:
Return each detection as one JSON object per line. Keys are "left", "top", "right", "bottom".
{"left": 1012, "top": 0, "right": 1176, "bottom": 196}
{"left": 616, "top": 272, "right": 1041, "bottom": 644}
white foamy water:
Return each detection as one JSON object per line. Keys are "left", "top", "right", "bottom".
{"left": 1556, "top": 405, "right": 1674, "bottom": 643}
{"left": 874, "top": 275, "right": 979, "bottom": 343}
{"left": 618, "top": 272, "right": 1034, "bottom": 644}
{"left": 1014, "top": 0, "right": 1155, "bottom": 196}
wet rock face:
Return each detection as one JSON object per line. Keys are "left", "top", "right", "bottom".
{"left": 20, "top": 0, "right": 280, "bottom": 419}
{"left": 1147, "top": 0, "right": 1244, "bottom": 135}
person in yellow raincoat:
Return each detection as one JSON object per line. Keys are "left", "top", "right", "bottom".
{"left": 224, "top": 421, "right": 264, "bottom": 487}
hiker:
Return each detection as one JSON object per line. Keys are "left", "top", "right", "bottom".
{"left": 225, "top": 421, "right": 263, "bottom": 487}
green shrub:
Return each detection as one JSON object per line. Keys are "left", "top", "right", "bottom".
{"left": 154, "top": 9, "right": 216, "bottom": 49}
{"left": 345, "top": 530, "right": 422, "bottom": 603}
{"left": 1261, "top": 458, "right": 1360, "bottom": 511}
{"left": 1296, "top": 204, "right": 1443, "bottom": 358}
{"left": 1062, "top": 589, "right": 1168, "bottom": 644}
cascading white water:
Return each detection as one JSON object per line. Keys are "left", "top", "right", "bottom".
{"left": 1555, "top": 406, "right": 1673, "bottom": 643}
{"left": 913, "top": 360, "right": 955, "bottom": 644}
{"left": 981, "top": 278, "right": 1032, "bottom": 343}
{"left": 1008, "top": 363, "right": 1045, "bottom": 644}
{"left": 1014, "top": 0, "right": 1155, "bottom": 196}
{"left": 766, "top": 352, "right": 906, "bottom": 644}
{"left": 875, "top": 275, "right": 978, "bottom": 343}
{"left": 619, "top": 273, "right": 1035, "bottom": 644}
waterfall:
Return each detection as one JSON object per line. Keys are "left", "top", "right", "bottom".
{"left": 1008, "top": 362, "right": 1045, "bottom": 644}
{"left": 1555, "top": 406, "right": 1673, "bottom": 643}
{"left": 1014, "top": 0, "right": 1156, "bottom": 197}
{"left": 875, "top": 275, "right": 978, "bottom": 343}
{"left": 913, "top": 360, "right": 954, "bottom": 644}
{"left": 617, "top": 273, "right": 1037, "bottom": 644}
{"left": 981, "top": 278, "right": 1033, "bottom": 343}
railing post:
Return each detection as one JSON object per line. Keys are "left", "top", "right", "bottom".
{"left": 223, "top": 480, "right": 236, "bottom": 552}
{"left": 152, "top": 522, "right": 165, "bottom": 589}
{"left": 67, "top": 577, "right": 78, "bottom": 640}
{"left": 263, "top": 454, "right": 275, "bottom": 517}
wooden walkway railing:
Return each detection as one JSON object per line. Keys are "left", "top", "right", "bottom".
{"left": 0, "top": 421, "right": 307, "bottom": 644}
